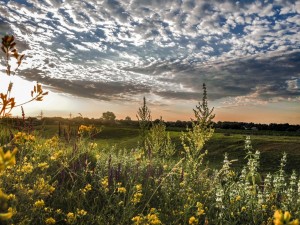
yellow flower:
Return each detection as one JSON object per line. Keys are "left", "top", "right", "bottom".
{"left": 45, "top": 217, "right": 56, "bottom": 224}
{"left": 136, "top": 184, "right": 142, "bottom": 192}
{"left": 235, "top": 195, "right": 241, "bottom": 201}
{"left": 0, "top": 207, "right": 14, "bottom": 220}
{"left": 38, "top": 162, "right": 49, "bottom": 170}
{"left": 56, "top": 209, "right": 62, "bottom": 214}
{"left": 88, "top": 142, "right": 98, "bottom": 149}
{"left": 66, "top": 212, "right": 76, "bottom": 224}
{"left": 76, "top": 209, "right": 87, "bottom": 216}
{"left": 117, "top": 187, "right": 126, "bottom": 193}
{"left": 21, "top": 162, "right": 33, "bottom": 174}
{"left": 0, "top": 147, "right": 17, "bottom": 171}
{"left": 196, "top": 202, "right": 205, "bottom": 216}
{"left": 81, "top": 184, "right": 92, "bottom": 194}
{"left": 273, "top": 210, "right": 299, "bottom": 225}
{"left": 141, "top": 209, "right": 161, "bottom": 225}
{"left": 131, "top": 192, "right": 143, "bottom": 205}
{"left": 50, "top": 150, "right": 63, "bottom": 161}
{"left": 101, "top": 177, "right": 109, "bottom": 191}
{"left": 132, "top": 215, "right": 143, "bottom": 224}
{"left": 189, "top": 216, "right": 198, "bottom": 225}
{"left": 7, "top": 194, "right": 16, "bottom": 200}
{"left": 34, "top": 199, "right": 45, "bottom": 208}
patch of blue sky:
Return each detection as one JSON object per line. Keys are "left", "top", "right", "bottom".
{"left": 14, "top": 0, "right": 33, "bottom": 7}
{"left": 58, "top": 8, "right": 75, "bottom": 25}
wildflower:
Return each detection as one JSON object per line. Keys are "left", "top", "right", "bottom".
{"left": 88, "top": 142, "right": 98, "bottom": 149}
{"left": 0, "top": 207, "right": 14, "bottom": 220}
{"left": 50, "top": 150, "right": 63, "bottom": 161}
{"left": 7, "top": 194, "right": 16, "bottom": 200}
{"left": 76, "top": 209, "right": 87, "bottom": 216}
{"left": 34, "top": 199, "right": 45, "bottom": 209}
{"left": 66, "top": 212, "right": 76, "bottom": 224}
{"left": 101, "top": 177, "right": 109, "bottom": 191}
{"left": 136, "top": 184, "right": 142, "bottom": 192}
{"left": 235, "top": 195, "right": 241, "bottom": 201}
{"left": 45, "top": 217, "right": 56, "bottom": 224}
{"left": 81, "top": 184, "right": 92, "bottom": 194}
{"left": 13, "top": 132, "right": 35, "bottom": 145}
{"left": 196, "top": 202, "right": 205, "bottom": 216}
{"left": 117, "top": 187, "right": 126, "bottom": 193}
{"left": 146, "top": 209, "right": 162, "bottom": 225}
{"left": 241, "top": 206, "right": 247, "bottom": 212}
{"left": 132, "top": 215, "right": 143, "bottom": 224}
{"left": 132, "top": 192, "right": 143, "bottom": 205}
{"left": 189, "top": 216, "right": 198, "bottom": 225}
{"left": 21, "top": 162, "right": 33, "bottom": 174}
{"left": 273, "top": 210, "right": 299, "bottom": 225}
{"left": 0, "top": 147, "right": 17, "bottom": 171}
{"left": 56, "top": 209, "right": 62, "bottom": 214}
{"left": 38, "top": 162, "right": 49, "bottom": 170}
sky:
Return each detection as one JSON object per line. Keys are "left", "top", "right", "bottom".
{"left": 0, "top": 0, "right": 299, "bottom": 124}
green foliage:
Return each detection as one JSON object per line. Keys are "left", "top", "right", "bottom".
{"left": 136, "top": 97, "right": 151, "bottom": 150}
{"left": 181, "top": 83, "right": 215, "bottom": 175}
{"left": 146, "top": 118, "right": 176, "bottom": 159}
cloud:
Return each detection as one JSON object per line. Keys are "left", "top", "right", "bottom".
{"left": 0, "top": 0, "right": 299, "bottom": 108}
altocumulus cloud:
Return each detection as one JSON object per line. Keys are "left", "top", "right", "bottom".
{"left": 0, "top": 0, "right": 299, "bottom": 106}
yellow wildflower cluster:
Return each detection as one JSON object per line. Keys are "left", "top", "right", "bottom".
{"left": 134, "top": 151, "right": 144, "bottom": 161}
{"left": 196, "top": 202, "right": 205, "bottom": 216}
{"left": 45, "top": 136, "right": 59, "bottom": 149}
{"left": 131, "top": 184, "right": 143, "bottom": 205}
{"left": 80, "top": 183, "right": 92, "bottom": 194}
{"left": 50, "top": 150, "right": 63, "bottom": 161}
{"left": 33, "top": 199, "right": 45, "bottom": 209}
{"left": 88, "top": 142, "right": 98, "bottom": 150}
{"left": 273, "top": 210, "right": 299, "bottom": 225}
{"left": 117, "top": 187, "right": 127, "bottom": 194}
{"left": 189, "top": 216, "right": 198, "bottom": 225}
{"left": 13, "top": 132, "right": 35, "bottom": 145}
{"left": 33, "top": 177, "right": 55, "bottom": 197}
{"left": 66, "top": 212, "right": 76, "bottom": 224}
{"left": 0, "top": 189, "right": 14, "bottom": 220}
{"left": 78, "top": 125, "right": 96, "bottom": 135}
{"left": 101, "top": 176, "right": 109, "bottom": 192}
{"left": 132, "top": 208, "right": 162, "bottom": 225}
{"left": 20, "top": 162, "right": 33, "bottom": 174}
{"left": 0, "top": 147, "right": 17, "bottom": 171}
{"left": 76, "top": 208, "right": 87, "bottom": 216}
{"left": 0, "top": 207, "right": 14, "bottom": 221}
{"left": 38, "top": 162, "right": 49, "bottom": 170}
{"left": 45, "top": 217, "right": 56, "bottom": 224}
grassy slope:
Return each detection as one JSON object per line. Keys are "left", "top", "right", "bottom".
{"left": 37, "top": 124, "right": 300, "bottom": 173}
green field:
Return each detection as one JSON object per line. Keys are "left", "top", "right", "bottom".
{"left": 36, "top": 124, "right": 300, "bottom": 173}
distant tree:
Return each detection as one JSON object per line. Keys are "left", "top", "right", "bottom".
{"left": 125, "top": 116, "right": 131, "bottom": 121}
{"left": 102, "top": 111, "right": 116, "bottom": 121}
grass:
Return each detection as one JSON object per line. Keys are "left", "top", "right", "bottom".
{"left": 32, "top": 124, "right": 300, "bottom": 173}
{"left": 1, "top": 122, "right": 300, "bottom": 224}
